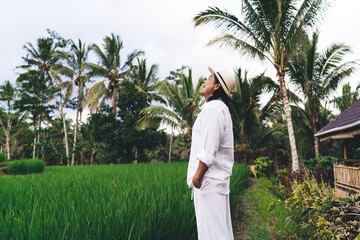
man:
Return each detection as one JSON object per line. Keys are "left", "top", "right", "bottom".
{"left": 187, "top": 67, "right": 236, "bottom": 240}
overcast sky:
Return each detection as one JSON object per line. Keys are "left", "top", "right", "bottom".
{"left": 1, "top": 0, "right": 359, "bottom": 119}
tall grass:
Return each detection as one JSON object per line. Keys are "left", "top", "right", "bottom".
{"left": 250, "top": 179, "right": 296, "bottom": 238}
{"left": 0, "top": 152, "right": 5, "bottom": 163}
{"left": 0, "top": 162, "right": 248, "bottom": 239}
{"left": 7, "top": 158, "right": 45, "bottom": 175}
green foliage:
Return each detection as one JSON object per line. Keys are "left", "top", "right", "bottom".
{"left": 304, "top": 155, "right": 338, "bottom": 185}
{"left": 7, "top": 159, "right": 45, "bottom": 175}
{"left": 0, "top": 162, "right": 248, "bottom": 239}
{"left": 304, "top": 155, "right": 338, "bottom": 171}
{"left": 138, "top": 68, "right": 203, "bottom": 140}
{"left": 254, "top": 156, "right": 273, "bottom": 178}
{"left": 85, "top": 80, "right": 166, "bottom": 164}
{"left": 0, "top": 152, "right": 5, "bottom": 163}
{"left": 86, "top": 33, "right": 144, "bottom": 113}
{"left": 273, "top": 173, "right": 360, "bottom": 239}
{"left": 249, "top": 179, "right": 295, "bottom": 239}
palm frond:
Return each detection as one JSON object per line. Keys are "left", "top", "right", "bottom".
{"left": 194, "top": 6, "right": 269, "bottom": 51}
{"left": 208, "top": 34, "right": 273, "bottom": 63}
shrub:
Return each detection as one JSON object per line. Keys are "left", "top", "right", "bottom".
{"left": 304, "top": 155, "right": 338, "bottom": 185}
{"left": 271, "top": 175, "right": 335, "bottom": 239}
{"left": 276, "top": 167, "right": 308, "bottom": 199}
{"left": 7, "top": 159, "right": 45, "bottom": 175}
{"left": 254, "top": 156, "right": 273, "bottom": 178}
{"left": 272, "top": 172, "right": 360, "bottom": 240}
{"left": 0, "top": 152, "right": 5, "bottom": 163}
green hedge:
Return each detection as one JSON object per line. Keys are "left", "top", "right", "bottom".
{"left": 0, "top": 152, "right": 5, "bottom": 163}
{"left": 7, "top": 159, "right": 45, "bottom": 175}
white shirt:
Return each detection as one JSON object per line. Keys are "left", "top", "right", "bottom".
{"left": 187, "top": 100, "right": 234, "bottom": 194}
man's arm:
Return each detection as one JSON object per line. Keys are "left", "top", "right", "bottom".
{"left": 192, "top": 160, "right": 209, "bottom": 188}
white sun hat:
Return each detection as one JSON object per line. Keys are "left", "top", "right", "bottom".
{"left": 208, "top": 67, "right": 235, "bottom": 99}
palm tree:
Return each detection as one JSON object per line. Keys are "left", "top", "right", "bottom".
{"left": 54, "top": 39, "right": 92, "bottom": 165}
{"left": 137, "top": 69, "right": 204, "bottom": 142}
{"left": 230, "top": 68, "right": 282, "bottom": 145}
{"left": 87, "top": 33, "right": 143, "bottom": 114}
{"left": 131, "top": 58, "right": 165, "bottom": 103}
{"left": 330, "top": 83, "right": 359, "bottom": 113}
{"left": 194, "top": 0, "right": 330, "bottom": 171}
{"left": 18, "top": 37, "right": 61, "bottom": 159}
{"left": 289, "top": 33, "right": 357, "bottom": 156}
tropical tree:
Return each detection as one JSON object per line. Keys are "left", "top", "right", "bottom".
{"left": 230, "top": 68, "right": 280, "bottom": 145}
{"left": 193, "top": 0, "right": 330, "bottom": 171}
{"left": 131, "top": 58, "right": 165, "bottom": 103}
{"left": 137, "top": 68, "right": 204, "bottom": 161}
{"left": 87, "top": 33, "right": 143, "bottom": 114}
{"left": 17, "top": 32, "right": 66, "bottom": 159}
{"left": 15, "top": 70, "right": 58, "bottom": 159}
{"left": 137, "top": 69, "right": 204, "bottom": 141}
{"left": 0, "top": 81, "right": 28, "bottom": 159}
{"left": 54, "top": 39, "right": 92, "bottom": 165}
{"left": 289, "top": 33, "right": 357, "bottom": 155}
{"left": 330, "top": 83, "right": 359, "bottom": 113}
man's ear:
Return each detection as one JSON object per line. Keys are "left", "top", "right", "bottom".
{"left": 214, "top": 83, "right": 221, "bottom": 91}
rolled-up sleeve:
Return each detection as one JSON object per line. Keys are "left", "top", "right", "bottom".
{"left": 195, "top": 108, "right": 223, "bottom": 167}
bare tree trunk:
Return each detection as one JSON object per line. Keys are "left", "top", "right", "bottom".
{"left": 278, "top": 68, "right": 300, "bottom": 172}
{"left": 313, "top": 121, "right": 320, "bottom": 156}
{"left": 5, "top": 111, "right": 12, "bottom": 160}
{"left": 91, "top": 150, "right": 96, "bottom": 165}
{"left": 61, "top": 110, "right": 69, "bottom": 165}
{"left": 33, "top": 119, "right": 40, "bottom": 159}
{"left": 112, "top": 88, "right": 117, "bottom": 114}
{"left": 168, "top": 132, "right": 173, "bottom": 162}
{"left": 33, "top": 135, "right": 37, "bottom": 159}
{"left": 0, "top": 118, "right": 10, "bottom": 160}
{"left": 58, "top": 93, "right": 69, "bottom": 165}
{"left": 71, "top": 87, "right": 81, "bottom": 166}
{"left": 5, "top": 133, "right": 10, "bottom": 160}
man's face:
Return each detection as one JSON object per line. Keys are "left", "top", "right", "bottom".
{"left": 200, "top": 74, "right": 219, "bottom": 99}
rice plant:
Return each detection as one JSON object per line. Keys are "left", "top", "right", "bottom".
{"left": 0, "top": 162, "right": 248, "bottom": 240}
{"left": 7, "top": 158, "right": 45, "bottom": 175}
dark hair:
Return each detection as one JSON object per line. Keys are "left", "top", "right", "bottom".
{"left": 207, "top": 75, "right": 230, "bottom": 108}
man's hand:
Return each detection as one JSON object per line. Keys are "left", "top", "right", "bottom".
{"left": 192, "top": 160, "right": 209, "bottom": 189}
{"left": 192, "top": 177, "right": 203, "bottom": 189}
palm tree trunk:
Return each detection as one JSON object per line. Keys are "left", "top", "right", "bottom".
{"left": 33, "top": 119, "right": 40, "bottom": 159}
{"left": 91, "top": 150, "right": 96, "bottom": 165}
{"left": 0, "top": 118, "right": 10, "bottom": 160}
{"left": 71, "top": 87, "right": 81, "bottom": 166}
{"left": 312, "top": 121, "right": 320, "bottom": 156}
{"left": 278, "top": 69, "right": 300, "bottom": 172}
{"left": 5, "top": 109, "right": 12, "bottom": 160}
{"left": 61, "top": 110, "right": 70, "bottom": 165}
{"left": 59, "top": 93, "right": 70, "bottom": 165}
{"left": 5, "top": 132, "right": 10, "bottom": 160}
{"left": 33, "top": 134, "right": 37, "bottom": 159}
{"left": 112, "top": 88, "right": 117, "bottom": 114}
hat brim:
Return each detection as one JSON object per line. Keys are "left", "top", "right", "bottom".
{"left": 208, "top": 67, "right": 232, "bottom": 99}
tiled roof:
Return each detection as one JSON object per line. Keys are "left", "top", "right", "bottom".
{"left": 316, "top": 98, "right": 360, "bottom": 137}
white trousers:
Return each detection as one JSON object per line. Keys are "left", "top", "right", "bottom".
{"left": 193, "top": 186, "right": 234, "bottom": 240}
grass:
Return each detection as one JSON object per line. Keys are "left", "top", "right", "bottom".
{"left": 0, "top": 152, "right": 5, "bottom": 163}
{"left": 7, "top": 158, "right": 45, "bottom": 175}
{"left": 233, "top": 178, "right": 294, "bottom": 240}
{"left": 0, "top": 162, "right": 248, "bottom": 240}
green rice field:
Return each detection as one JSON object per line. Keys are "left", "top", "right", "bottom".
{"left": 0, "top": 162, "right": 249, "bottom": 240}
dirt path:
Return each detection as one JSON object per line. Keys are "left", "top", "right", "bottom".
{"left": 233, "top": 178, "right": 277, "bottom": 240}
